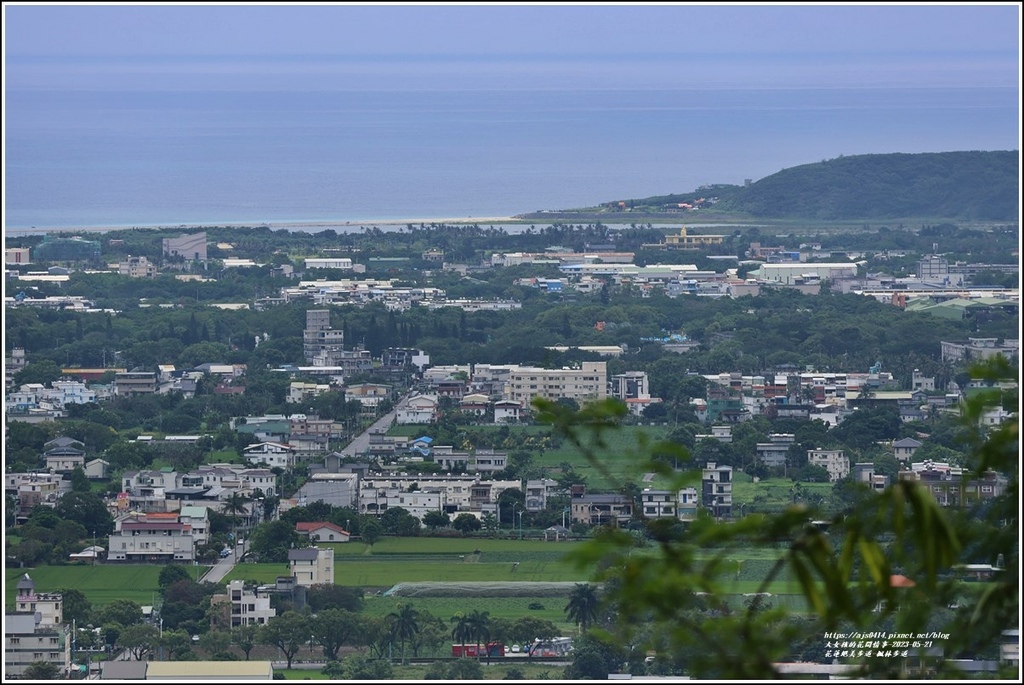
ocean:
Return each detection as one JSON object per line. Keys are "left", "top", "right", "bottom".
{"left": 3, "top": 86, "right": 1018, "bottom": 231}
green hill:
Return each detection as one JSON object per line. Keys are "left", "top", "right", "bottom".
{"left": 539, "top": 151, "right": 1019, "bottom": 223}
{"left": 718, "top": 150, "right": 1019, "bottom": 221}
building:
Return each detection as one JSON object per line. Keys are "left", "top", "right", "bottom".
{"left": 677, "top": 487, "right": 700, "bottom": 520}
{"left": 638, "top": 489, "right": 677, "bottom": 519}
{"left": 701, "top": 462, "right": 733, "bottom": 518}
{"left": 6, "top": 247, "right": 32, "bottom": 264}
{"left": 525, "top": 478, "right": 560, "bottom": 512}
{"left": 288, "top": 547, "right": 334, "bottom": 586}
{"left": 505, "top": 361, "right": 608, "bottom": 405}
{"left": 571, "top": 493, "right": 632, "bottom": 526}
{"left": 396, "top": 394, "right": 440, "bottom": 424}
{"left": 892, "top": 437, "right": 923, "bottom": 461}
{"left": 295, "top": 521, "right": 351, "bottom": 543}
{"left": 807, "top": 448, "right": 849, "bottom": 482}
{"left": 756, "top": 434, "right": 795, "bottom": 469}
{"left": 210, "top": 580, "right": 275, "bottom": 628}
{"left": 162, "top": 232, "right": 208, "bottom": 261}
{"left": 940, "top": 338, "right": 1019, "bottom": 363}
{"left": 115, "top": 372, "right": 157, "bottom": 397}
{"left": 303, "top": 309, "right": 347, "bottom": 366}
{"left": 293, "top": 473, "right": 360, "bottom": 510}
{"left": 107, "top": 513, "right": 195, "bottom": 562}
{"left": 304, "top": 257, "right": 354, "bottom": 270}
{"left": 118, "top": 255, "right": 157, "bottom": 278}
{"left": 661, "top": 226, "right": 726, "bottom": 250}
{"left": 5, "top": 575, "right": 71, "bottom": 679}
{"left": 243, "top": 442, "right": 295, "bottom": 470}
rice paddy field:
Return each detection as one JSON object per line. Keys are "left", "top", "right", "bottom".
{"left": 5, "top": 565, "right": 173, "bottom": 609}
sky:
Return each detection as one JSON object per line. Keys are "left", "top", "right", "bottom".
{"left": 4, "top": 3, "right": 1021, "bottom": 92}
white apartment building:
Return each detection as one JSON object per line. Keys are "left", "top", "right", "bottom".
{"left": 505, "top": 361, "right": 608, "bottom": 405}
{"left": 212, "top": 580, "right": 275, "bottom": 627}
{"left": 639, "top": 489, "right": 676, "bottom": 519}
{"left": 289, "top": 547, "right": 334, "bottom": 586}
{"left": 359, "top": 475, "right": 479, "bottom": 515}
{"left": 288, "top": 381, "right": 331, "bottom": 403}
{"left": 807, "top": 448, "right": 849, "bottom": 482}
{"left": 107, "top": 515, "right": 195, "bottom": 562}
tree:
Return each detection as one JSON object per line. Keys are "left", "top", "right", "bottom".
{"left": 422, "top": 510, "right": 451, "bottom": 530}
{"left": 232, "top": 624, "right": 261, "bottom": 660}
{"left": 98, "top": 599, "right": 143, "bottom": 627}
{"left": 450, "top": 612, "right": 472, "bottom": 649}
{"left": 359, "top": 515, "right": 383, "bottom": 546}
{"left": 58, "top": 587, "right": 93, "bottom": 626}
{"left": 387, "top": 603, "right": 420, "bottom": 664}
{"left": 118, "top": 623, "right": 160, "bottom": 660}
{"left": 54, "top": 491, "right": 113, "bottom": 535}
{"left": 380, "top": 507, "right": 421, "bottom": 537}
{"left": 306, "top": 584, "right": 364, "bottom": 613}
{"left": 466, "top": 609, "right": 492, "bottom": 661}
{"left": 311, "top": 609, "right": 360, "bottom": 661}
{"left": 448, "top": 658, "right": 485, "bottom": 679}
{"left": 261, "top": 611, "right": 309, "bottom": 669}
{"left": 69, "top": 466, "right": 91, "bottom": 493}
{"left": 22, "top": 661, "right": 62, "bottom": 680}
{"left": 565, "top": 583, "right": 601, "bottom": 633}
{"left": 158, "top": 564, "right": 192, "bottom": 590}
{"left": 453, "top": 513, "right": 482, "bottom": 534}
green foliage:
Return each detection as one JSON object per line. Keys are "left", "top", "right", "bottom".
{"left": 22, "top": 661, "right": 62, "bottom": 680}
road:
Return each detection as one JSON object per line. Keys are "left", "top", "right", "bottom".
{"left": 201, "top": 539, "right": 250, "bottom": 584}
{"left": 337, "top": 393, "right": 408, "bottom": 457}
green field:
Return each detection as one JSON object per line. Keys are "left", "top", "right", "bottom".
{"left": 5, "top": 565, "right": 175, "bottom": 609}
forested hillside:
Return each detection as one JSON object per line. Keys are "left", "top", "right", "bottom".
{"left": 719, "top": 151, "right": 1019, "bottom": 221}
{"left": 570, "top": 150, "right": 1019, "bottom": 222}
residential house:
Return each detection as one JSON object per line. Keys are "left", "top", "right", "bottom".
{"left": 493, "top": 400, "right": 523, "bottom": 424}
{"left": 397, "top": 394, "right": 440, "bottom": 424}
{"left": 638, "top": 489, "right": 677, "bottom": 519}
{"left": 525, "top": 478, "right": 560, "bottom": 512}
{"left": 108, "top": 512, "right": 195, "bottom": 562}
{"left": 345, "top": 383, "right": 392, "bottom": 408}
{"left": 83, "top": 458, "right": 111, "bottom": 479}
{"left": 114, "top": 371, "right": 157, "bottom": 396}
{"left": 296, "top": 521, "right": 351, "bottom": 543}
{"left": 892, "top": 437, "right": 923, "bottom": 462}
{"left": 6, "top": 472, "right": 67, "bottom": 522}
{"left": 243, "top": 442, "right": 295, "bottom": 470}
{"left": 177, "top": 505, "right": 211, "bottom": 546}
{"left": 756, "top": 434, "right": 795, "bottom": 469}
{"left": 807, "top": 448, "right": 849, "bottom": 482}
{"left": 570, "top": 493, "right": 632, "bottom": 527}
{"left": 459, "top": 393, "right": 491, "bottom": 417}
{"left": 43, "top": 445, "right": 86, "bottom": 474}
{"left": 288, "top": 547, "right": 334, "bottom": 586}
{"left": 677, "top": 487, "right": 699, "bottom": 520}
{"left": 702, "top": 462, "right": 733, "bottom": 519}
{"left": 210, "top": 580, "right": 275, "bottom": 628}
{"left": 899, "top": 466, "right": 1008, "bottom": 508}
{"left": 5, "top": 608, "right": 70, "bottom": 679}
{"left": 287, "top": 381, "right": 331, "bottom": 404}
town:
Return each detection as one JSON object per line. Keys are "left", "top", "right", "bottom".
{"left": 4, "top": 221, "right": 1019, "bottom": 680}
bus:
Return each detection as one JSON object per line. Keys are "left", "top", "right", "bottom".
{"left": 452, "top": 642, "right": 505, "bottom": 658}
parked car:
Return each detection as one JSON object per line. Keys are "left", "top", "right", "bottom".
{"left": 220, "top": 549, "right": 231, "bottom": 558}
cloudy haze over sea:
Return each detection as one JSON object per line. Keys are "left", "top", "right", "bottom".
{"left": 3, "top": 3, "right": 1020, "bottom": 230}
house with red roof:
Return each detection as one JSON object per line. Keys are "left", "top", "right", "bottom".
{"left": 295, "top": 521, "right": 350, "bottom": 543}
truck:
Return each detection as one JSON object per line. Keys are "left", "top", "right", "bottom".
{"left": 451, "top": 642, "right": 505, "bottom": 658}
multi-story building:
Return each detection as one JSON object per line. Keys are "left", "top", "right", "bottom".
{"left": 162, "top": 232, "right": 208, "bottom": 261}
{"left": 807, "top": 448, "right": 849, "bottom": 482}
{"left": 899, "top": 465, "right": 1008, "bottom": 508}
{"left": 107, "top": 513, "right": 195, "bottom": 562}
{"left": 756, "top": 434, "right": 795, "bottom": 469}
{"left": 677, "top": 487, "right": 699, "bottom": 520}
{"left": 638, "top": 489, "right": 677, "bottom": 519}
{"left": 5, "top": 472, "right": 67, "bottom": 522}
{"left": 288, "top": 547, "right": 334, "bottom": 587}
{"left": 210, "top": 580, "right": 275, "bottom": 628}
{"left": 940, "top": 337, "right": 1019, "bottom": 363}
{"left": 525, "top": 478, "right": 560, "bottom": 512}
{"left": 114, "top": 372, "right": 157, "bottom": 396}
{"left": 118, "top": 255, "right": 157, "bottom": 278}
{"left": 570, "top": 493, "right": 632, "bottom": 526}
{"left": 303, "top": 309, "right": 347, "bottom": 366}
{"left": 701, "top": 462, "right": 733, "bottom": 519}
{"left": 287, "top": 381, "right": 331, "bottom": 404}
{"left": 505, "top": 361, "right": 607, "bottom": 405}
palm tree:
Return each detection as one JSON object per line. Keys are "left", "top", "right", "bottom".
{"left": 466, "top": 609, "right": 491, "bottom": 661}
{"left": 387, "top": 603, "right": 420, "bottom": 665}
{"left": 450, "top": 612, "right": 472, "bottom": 650}
{"left": 565, "top": 583, "right": 601, "bottom": 633}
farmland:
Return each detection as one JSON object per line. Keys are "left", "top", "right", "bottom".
{"left": 5, "top": 565, "right": 171, "bottom": 609}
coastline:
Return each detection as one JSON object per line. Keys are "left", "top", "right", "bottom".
{"left": 3, "top": 216, "right": 524, "bottom": 236}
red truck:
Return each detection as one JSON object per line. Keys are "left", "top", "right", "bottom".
{"left": 451, "top": 642, "right": 505, "bottom": 658}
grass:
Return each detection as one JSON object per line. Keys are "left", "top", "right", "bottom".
{"left": 362, "top": 594, "right": 575, "bottom": 632}
{"left": 277, "top": 662, "right": 567, "bottom": 680}
{"left": 5, "top": 565, "right": 174, "bottom": 609}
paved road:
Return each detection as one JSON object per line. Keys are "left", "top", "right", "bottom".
{"left": 201, "top": 539, "right": 250, "bottom": 584}
{"left": 337, "top": 393, "right": 408, "bottom": 457}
